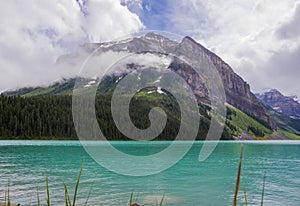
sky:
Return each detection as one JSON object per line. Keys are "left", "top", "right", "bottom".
{"left": 0, "top": 0, "right": 299, "bottom": 98}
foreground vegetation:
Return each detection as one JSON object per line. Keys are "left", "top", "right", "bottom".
{"left": 2, "top": 163, "right": 164, "bottom": 206}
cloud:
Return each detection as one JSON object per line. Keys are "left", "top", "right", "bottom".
{"left": 139, "top": 0, "right": 300, "bottom": 97}
{"left": 257, "top": 3, "right": 300, "bottom": 96}
{"left": 259, "top": 42, "right": 300, "bottom": 97}
{"left": 2, "top": 0, "right": 299, "bottom": 99}
{"left": 276, "top": 3, "right": 300, "bottom": 41}
{"left": 121, "top": 0, "right": 143, "bottom": 16}
{"left": 190, "top": 0, "right": 299, "bottom": 92}
{"left": 85, "top": 0, "right": 144, "bottom": 42}
{"left": 0, "top": 0, "right": 143, "bottom": 91}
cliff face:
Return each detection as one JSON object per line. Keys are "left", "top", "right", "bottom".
{"left": 256, "top": 89, "right": 300, "bottom": 120}
{"left": 207, "top": 48, "right": 275, "bottom": 129}
{"left": 170, "top": 37, "right": 275, "bottom": 129}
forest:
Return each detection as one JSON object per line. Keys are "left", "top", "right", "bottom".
{"left": 0, "top": 91, "right": 232, "bottom": 140}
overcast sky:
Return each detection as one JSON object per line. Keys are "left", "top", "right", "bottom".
{"left": 0, "top": 0, "right": 299, "bottom": 97}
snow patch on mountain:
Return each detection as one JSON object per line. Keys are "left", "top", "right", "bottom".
{"left": 157, "top": 87, "right": 165, "bottom": 94}
{"left": 293, "top": 96, "right": 300, "bottom": 103}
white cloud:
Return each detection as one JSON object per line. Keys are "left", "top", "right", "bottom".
{"left": 85, "top": 0, "right": 144, "bottom": 42}
{"left": 165, "top": 0, "right": 300, "bottom": 97}
{"left": 0, "top": 0, "right": 143, "bottom": 91}
{"left": 121, "top": 0, "right": 143, "bottom": 14}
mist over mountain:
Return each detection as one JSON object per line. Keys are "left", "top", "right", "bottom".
{"left": 58, "top": 32, "right": 275, "bottom": 128}
{"left": 3, "top": 33, "right": 299, "bottom": 140}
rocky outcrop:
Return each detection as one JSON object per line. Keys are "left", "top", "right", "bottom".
{"left": 256, "top": 89, "right": 300, "bottom": 119}
{"left": 207, "top": 49, "right": 275, "bottom": 129}
{"left": 171, "top": 37, "right": 275, "bottom": 129}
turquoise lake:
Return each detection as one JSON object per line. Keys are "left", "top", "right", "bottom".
{"left": 0, "top": 141, "right": 300, "bottom": 205}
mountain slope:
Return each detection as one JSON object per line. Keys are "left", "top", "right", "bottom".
{"left": 2, "top": 33, "right": 283, "bottom": 140}
{"left": 256, "top": 89, "right": 300, "bottom": 119}
{"left": 7, "top": 33, "right": 275, "bottom": 128}
{"left": 257, "top": 100, "right": 300, "bottom": 140}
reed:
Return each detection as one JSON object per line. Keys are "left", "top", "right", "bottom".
{"left": 63, "top": 162, "right": 83, "bottom": 206}
{"left": 158, "top": 194, "right": 164, "bottom": 206}
{"left": 7, "top": 182, "right": 10, "bottom": 206}
{"left": 36, "top": 185, "right": 40, "bottom": 206}
{"left": 261, "top": 172, "right": 266, "bottom": 206}
{"left": 46, "top": 174, "right": 50, "bottom": 206}
{"left": 233, "top": 144, "right": 244, "bottom": 206}
{"left": 241, "top": 168, "right": 248, "bottom": 206}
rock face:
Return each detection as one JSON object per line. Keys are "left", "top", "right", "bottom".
{"left": 180, "top": 37, "right": 275, "bottom": 128}
{"left": 60, "top": 32, "right": 275, "bottom": 128}
{"left": 256, "top": 89, "right": 300, "bottom": 119}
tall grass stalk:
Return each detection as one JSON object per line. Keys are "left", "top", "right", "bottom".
{"left": 36, "top": 185, "right": 40, "bottom": 206}
{"left": 4, "top": 190, "right": 7, "bottom": 205}
{"left": 84, "top": 188, "right": 92, "bottom": 206}
{"left": 158, "top": 194, "right": 164, "bottom": 206}
{"left": 129, "top": 192, "right": 133, "bottom": 206}
{"left": 233, "top": 144, "right": 244, "bottom": 206}
{"left": 46, "top": 174, "right": 50, "bottom": 206}
{"left": 62, "top": 163, "right": 83, "bottom": 206}
{"left": 261, "top": 172, "right": 266, "bottom": 206}
{"left": 134, "top": 192, "right": 140, "bottom": 204}
{"left": 7, "top": 182, "right": 11, "bottom": 206}
{"left": 72, "top": 164, "right": 83, "bottom": 206}
{"left": 63, "top": 183, "right": 72, "bottom": 206}
{"left": 241, "top": 168, "right": 248, "bottom": 206}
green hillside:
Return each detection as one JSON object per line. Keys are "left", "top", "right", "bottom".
{"left": 225, "top": 104, "right": 273, "bottom": 139}
{"left": 4, "top": 78, "right": 76, "bottom": 97}
{"left": 263, "top": 104, "right": 300, "bottom": 139}
{"left": 3, "top": 78, "right": 300, "bottom": 140}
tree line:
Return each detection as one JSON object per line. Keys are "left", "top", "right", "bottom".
{"left": 0, "top": 93, "right": 233, "bottom": 140}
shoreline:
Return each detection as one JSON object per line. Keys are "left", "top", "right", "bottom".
{"left": 0, "top": 139, "right": 300, "bottom": 143}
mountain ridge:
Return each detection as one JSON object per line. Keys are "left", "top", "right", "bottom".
{"left": 256, "top": 89, "right": 300, "bottom": 119}
{"left": 4, "top": 32, "right": 299, "bottom": 140}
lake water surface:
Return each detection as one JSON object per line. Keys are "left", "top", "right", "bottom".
{"left": 0, "top": 141, "right": 300, "bottom": 205}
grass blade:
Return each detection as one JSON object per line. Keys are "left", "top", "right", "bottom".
{"left": 64, "top": 183, "right": 72, "bottom": 206}
{"left": 36, "top": 185, "right": 40, "bottom": 206}
{"left": 46, "top": 173, "right": 50, "bottom": 206}
{"left": 134, "top": 192, "right": 140, "bottom": 204}
{"left": 129, "top": 192, "right": 133, "bottom": 206}
{"left": 159, "top": 194, "right": 165, "bottom": 206}
{"left": 233, "top": 144, "right": 244, "bottom": 206}
{"left": 7, "top": 181, "right": 11, "bottom": 206}
{"left": 84, "top": 187, "right": 92, "bottom": 206}
{"left": 73, "top": 163, "right": 83, "bottom": 206}
{"left": 241, "top": 168, "right": 248, "bottom": 206}
{"left": 261, "top": 172, "right": 266, "bottom": 206}
{"left": 5, "top": 188, "right": 7, "bottom": 205}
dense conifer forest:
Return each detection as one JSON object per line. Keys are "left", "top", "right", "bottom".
{"left": 0, "top": 92, "right": 232, "bottom": 140}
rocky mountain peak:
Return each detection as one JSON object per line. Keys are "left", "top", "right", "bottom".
{"left": 256, "top": 89, "right": 300, "bottom": 119}
{"left": 144, "top": 32, "right": 167, "bottom": 40}
{"left": 57, "top": 33, "right": 275, "bottom": 128}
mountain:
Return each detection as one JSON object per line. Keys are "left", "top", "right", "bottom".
{"left": 10, "top": 33, "right": 275, "bottom": 126}
{"left": 4, "top": 32, "right": 294, "bottom": 140}
{"left": 256, "top": 89, "right": 300, "bottom": 119}
{"left": 255, "top": 89, "right": 300, "bottom": 139}
{"left": 4, "top": 78, "right": 76, "bottom": 97}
